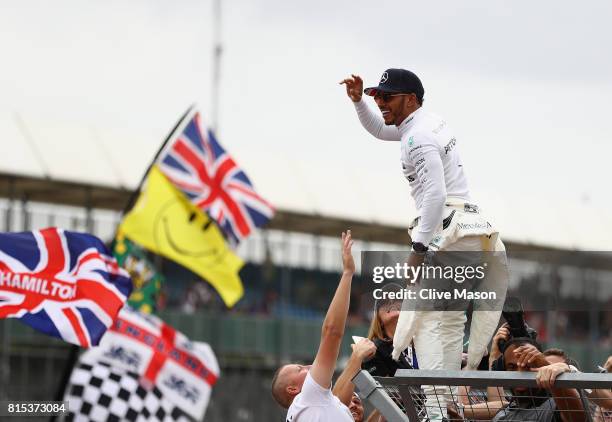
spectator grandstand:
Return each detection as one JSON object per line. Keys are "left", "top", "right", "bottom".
{"left": 0, "top": 174, "right": 611, "bottom": 420}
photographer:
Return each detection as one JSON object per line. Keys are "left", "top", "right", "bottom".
{"left": 487, "top": 299, "right": 539, "bottom": 398}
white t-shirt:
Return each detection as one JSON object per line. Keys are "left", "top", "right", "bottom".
{"left": 354, "top": 100, "right": 470, "bottom": 245}
{"left": 285, "top": 372, "right": 353, "bottom": 422}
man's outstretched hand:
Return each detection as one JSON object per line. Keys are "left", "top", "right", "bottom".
{"left": 342, "top": 230, "right": 355, "bottom": 275}
{"left": 339, "top": 74, "right": 363, "bottom": 102}
{"left": 312, "top": 230, "right": 356, "bottom": 389}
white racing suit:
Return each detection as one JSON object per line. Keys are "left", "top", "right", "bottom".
{"left": 352, "top": 99, "right": 509, "bottom": 420}
{"left": 392, "top": 200, "right": 509, "bottom": 421}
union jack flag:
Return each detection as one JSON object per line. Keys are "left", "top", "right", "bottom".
{"left": 0, "top": 228, "right": 132, "bottom": 347}
{"left": 158, "top": 108, "right": 275, "bottom": 245}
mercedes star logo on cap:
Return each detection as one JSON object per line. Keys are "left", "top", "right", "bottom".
{"left": 380, "top": 72, "right": 388, "bottom": 84}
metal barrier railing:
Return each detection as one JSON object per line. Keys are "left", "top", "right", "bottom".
{"left": 353, "top": 369, "right": 612, "bottom": 422}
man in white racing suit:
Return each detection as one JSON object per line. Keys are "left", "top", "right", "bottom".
{"left": 341, "top": 69, "right": 508, "bottom": 420}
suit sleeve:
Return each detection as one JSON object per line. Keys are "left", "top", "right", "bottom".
{"left": 407, "top": 132, "right": 446, "bottom": 245}
{"left": 353, "top": 99, "right": 401, "bottom": 142}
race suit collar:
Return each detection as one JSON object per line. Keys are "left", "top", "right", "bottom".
{"left": 398, "top": 107, "right": 423, "bottom": 136}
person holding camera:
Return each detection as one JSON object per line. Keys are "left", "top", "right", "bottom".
{"left": 489, "top": 323, "right": 510, "bottom": 369}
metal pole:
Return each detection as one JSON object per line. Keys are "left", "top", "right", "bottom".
{"left": 85, "top": 187, "right": 94, "bottom": 234}
{"left": 4, "top": 177, "right": 13, "bottom": 231}
{"left": 21, "top": 195, "right": 30, "bottom": 231}
{"left": 280, "top": 234, "right": 291, "bottom": 362}
{"left": 352, "top": 371, "right": 409, "bottom": 422}
{"left": 586, "top": 269, "right": 598, "bottom": 370}
{"left": 118, "top": 105, "right": 194, "bottom": 224}
{"left": 14, "top": 112, "right": 51, "bottom": 178}
{"left": 545, "top": 266, "right": 556, "bottom": 346}
{"left": 211, "top": 0, "right": 223, "bottom": 133}
{"left": 314, "top": 235, "right": 321, "bottom": 270}
{"left": 0, "top": 178, "right": 15, "bottom": 400}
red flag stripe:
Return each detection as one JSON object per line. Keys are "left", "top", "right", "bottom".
{"left": 62, "top": 307, "right": 89, "bottom": 347}
{"left": 174, "top": 141, "right": 252, "bottom": 236}
{"left": 143, "top": 324, "right": 177, "bottom": 383}
{"left": 73, "top": 279, "right": 125, "bottom": 312}
{"left": 0, "top": 295, "right": 44, "bottom": 318}
{"left": 114, "top": 317, "right": 218, "bottom": 386}
{"left": 36, "top": 228, "right": 66, "bottom": 278}
{"left": 71, "top": 251, "right": 105, "bottom": 275}
{"left": 226, "top": 182, "right": 275, "bottom": 209}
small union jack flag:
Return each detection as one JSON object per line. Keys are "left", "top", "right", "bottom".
{"left": 158, "top": 108, "right": 275, "bottom": 245}
{"left": 0, "top": 228, "right": 132, "bottom": 347}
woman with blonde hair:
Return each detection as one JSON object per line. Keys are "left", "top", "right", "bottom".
{"left": 363, "top": 283, "right": 417, "bottom": 376}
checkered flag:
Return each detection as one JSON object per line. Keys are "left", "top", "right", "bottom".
{"left": 63, "top": 361, "right": 193, "bottom": 422}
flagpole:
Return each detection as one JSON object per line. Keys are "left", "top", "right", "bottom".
{"left": 211, "top": 0, "right": 222, "bottom": 133}
{"left": 120, "top": 104, "right": 195, "bottom": 217}
{"left": 0, "top": 179, "right": 14, "bottom": 401}
{"left": 49, "top": 346, "right": 79, "bottom": 422}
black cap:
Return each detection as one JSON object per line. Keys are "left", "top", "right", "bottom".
{"left": 364, "top": 68, "right": 424, "bottom": 101}
{"left": 374, "top": 282, "right": 404, "bottom": 311}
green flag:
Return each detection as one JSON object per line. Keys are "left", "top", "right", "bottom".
{"left": 113, "top": 231, "right": 165, "bottom": 314}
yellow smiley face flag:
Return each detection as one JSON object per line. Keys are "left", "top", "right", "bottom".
{"left": 119, "top": 165, "right": 244, "bottom": 307}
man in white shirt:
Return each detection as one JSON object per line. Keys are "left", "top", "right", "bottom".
{"left": 271, "top": 231, "right": 364, "bottom": 421}
{"left": 341, "top": 69, "right": 508, "bottom": 420}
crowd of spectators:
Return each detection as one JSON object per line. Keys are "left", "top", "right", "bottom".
{"left": 267, "top": 232, "right": 612, "bottom": 422}
{"left": 145, "top": 235, "right": 612, "bottom": 421}
{"left": 452, "top": 326, "right": 612, "bottom": 422}
{"left": 343, "top": 317, "right": 612, "bottom": 422}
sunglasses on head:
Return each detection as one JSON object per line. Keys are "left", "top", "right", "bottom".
{"left": 378, "top": 301, "right": 401, "bottom": 313}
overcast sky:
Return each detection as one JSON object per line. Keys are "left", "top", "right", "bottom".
{"left": 1, "top": 0, "right": 611, "bottom": 249}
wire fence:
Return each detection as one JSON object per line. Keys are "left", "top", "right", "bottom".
{"left": 354, "top": 369, "right": 612, "bottom": 422}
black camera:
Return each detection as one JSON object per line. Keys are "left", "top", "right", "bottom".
{"left": 497, "top": 297, "right": 538, "bottom": 352}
